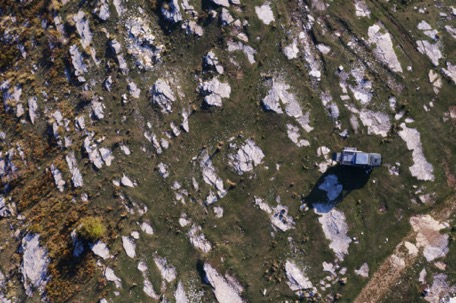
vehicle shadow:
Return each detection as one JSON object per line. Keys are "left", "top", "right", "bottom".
{"left": 303, "top": 165, "right": 373, "bottom": 213}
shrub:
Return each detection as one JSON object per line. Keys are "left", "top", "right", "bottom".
{"left": 77, "top": 217, "right": 106, "bottom": 242}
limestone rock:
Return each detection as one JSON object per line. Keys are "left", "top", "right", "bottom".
{"left": 228, "top": 139, "right": 264, "bottom": 175}
{"left": 21, "top": 234, "right": 49, "bottom": 297}
{"left": 151, "top": 79, "right": 176, "bottom": 113}
{"left": 199, "top": 78, "right": 231, "bottom": 107}
{"left": 203, "top": 263, "right": 244, "bottom": 303}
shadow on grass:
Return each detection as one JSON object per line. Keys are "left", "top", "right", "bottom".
{"left": 304, "top": 165, "right": 373, "bottom": 213}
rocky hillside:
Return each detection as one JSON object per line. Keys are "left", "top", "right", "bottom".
{"left": 0, "top": 0, "right": 455, "bottom": 302}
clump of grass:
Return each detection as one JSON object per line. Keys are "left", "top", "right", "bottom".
{"left": 77, "top": 217, "right": 106, "bottom": 242}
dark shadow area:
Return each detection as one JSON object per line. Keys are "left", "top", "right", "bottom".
{"left": 303, "top": 165, "right": 373, "bottom": 213}
{"left": 196, "top": 259, "right": 209, "bottom": 285}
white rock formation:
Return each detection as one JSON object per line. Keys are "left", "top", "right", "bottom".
{"left": 122, "top": 236, "right": 136, "bottom": 258}
{"left": 69, "top": 45, "right": 87, "bottom": 82}
{"left": 157, "top": 162, "right": 169, "bottom": 178}
{"left": 151, "top": 79, "right": 176, "bottom": 113}
{"left": 199, "top": 78, "right": 231, "bottom": 107}
{"left": 113, "top": 0, "right": 124, "bottom": 16}
{"left": 410, "top": 215, "right": 449, "bottom": 262}
{"left": 255, "top": 3, "right": 275, "bottom": 25}
{"left": 105, "top": 267, "right": 122, "bottom": 288}
{"left": 398, "top": 123, "right": 434, "bottom": 181}
{"left": 73, "top": 11, "right": 93, "bottom": 49}
{"left": 220, "top": 8, "right": 234, "bottom": 26}
{"left": 174, "top": 281, "right": 189, "bottom": 303}
{"left": 128, "top": 81, "right": 141, "bottom": 98}
{"left": 287, "top": 124, "right": 310, "bottom": 147}
{"left": 161, "top": 0, "right": 183, "bottom": 24}
{"left": 99, "top": 147, "right": 114, "bottom": 166}
{"left": 28, "top": 96, "right": 38, "bottom": 124}
{"left": 355, "top": 0, "right": 370, "bottom": 17}
{"left": 203, "top": 263, "right": 244, "bottom": 303}
{"left": 367, "top": 24, "right": 403, "bottom": 73}
{"left": 182, "top": 20, "right": 204, "bottom": 37}
{"left": 262, "top": 79, "right": 313, "bottom": 132}
{"left": 110, "top": 39, "right": 129, "bottom": 74}
{"left": 137, "top": 261, "right": 159, "bottom": 299}
{"left": 354, "top": 263, "right": 369, "bottom": 278}
{"left": 285, "top": 260, "right": 313, "bottom": 292}
{"left": 84, "top": 136, "right": 103, "bottom": 169}
{"left": 359, "top": 110, "right": 391, "bottom": 137}
{"left": 228, "top": 139, "right": 264, "bottom": 175}
{"left": 91, "top": 100, "right": 105, "bottom": 120}
{"left": 227, "top": 40, "right": 256, "bottom": 64}
{"left": 417, "top": 21, "right": 439, "bottom": 40}
{"left": 254, "top": 197, "right": 295, "bottom": 231}
{"left": 188, "top": 224, "right": 212, "bottom": 252}
{"left": 318, "top": 209, "right": 352, "bottom": 260}
{"left": 211, "top": 0, "right": 230, "bottom": 7}
{"left": 121, "top": 174, "right": 136, "bottom": 187}
{"left": 50, "top": 164, "right": 65, "bottom": 192}
{"left": 424, "top": 274, "right": 456, "bottom": 303}
{"left": 213, "top": 206, "right": 224, "bottom": 218}
{"left": 445, "top": 25, "right": 456, "bottom": 39}
{"left": 442, "top": 62, "right": 456, "bottom": 84}
{"left": 21, "top": 234, "right": 49, "bottom": 297}
{"left": 417, "top": 40, "right": 442, "bottom": 66}
{"left": 93, "top": 0, "right": 110, "bottom": 21}
{"left": 125, "top": 17, "right": 164, "bottom": 70}
{"left": 199, "top": 149, "right": 226, "bottom": 200}
{"left": 66, "top": 152, "right": 83, "bottom": 187}
{"left": 204, "top": 51, "right": 224, "bottom": 74}
{"left": 283, "top": 40, "right": 299, "bottom": 59}
{"left": 90, "top": 241, "right": 112, "bottom": 259}
{"left": 140, "top": 222, "right": 154, "bottom": 235}
{"left": 154, "top": 256, "right": 177, "bottom": 282}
